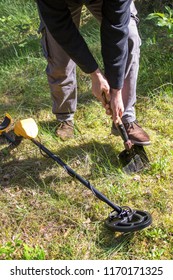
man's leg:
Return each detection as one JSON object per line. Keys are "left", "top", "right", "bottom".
{"left": 122, "top": 2, "right": 139, "bottom": 124}
{"left": 111, "top": 2, "right": 150, "bottom": 145}
{"left": 38, "top": 2, "right": 82, "bottom": 139}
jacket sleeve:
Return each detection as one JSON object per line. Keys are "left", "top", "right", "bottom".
{"left": 36, "top": 0, "right": 98, "bottom": 73}
{"left": 101, "top": 0, "right": 132, "bottom": 89}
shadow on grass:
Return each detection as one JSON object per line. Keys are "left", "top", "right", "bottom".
{"left": 97, "top": 224, "right": 135, "bottom": 255}
{"left": 0, "top": 134, "right": 140, "bottom": 252}
{"left": 0, "top": 136, "right": 121, "bottom": 187}
{"left": 0, "top": 131, "right": 122, "bottom": 212}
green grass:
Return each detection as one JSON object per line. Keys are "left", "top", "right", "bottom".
{"left": 0, "top": 1, "right": 173, "bottom": 260}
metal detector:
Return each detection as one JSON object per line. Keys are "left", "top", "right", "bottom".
{"left": 0, "top": 114, "right": 152, "bottom": 233}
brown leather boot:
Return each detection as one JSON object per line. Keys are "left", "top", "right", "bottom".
{"left": 56, "top": 121, "right": 74, "bottom": 140}
{"left": 111, "top": 121, "right": 151, "bottom": 146}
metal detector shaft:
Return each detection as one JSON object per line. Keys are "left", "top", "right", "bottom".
{"left": 31, "top": 139, "right": 122, "bottom": 214}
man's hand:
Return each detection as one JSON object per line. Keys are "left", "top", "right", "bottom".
{"left": 90, "top": 69, "right": 124, "bottom": 124}
{"left": 90, "top": 68, "right": 110, "bottom": 105}
{"left": 105, "top": 89, "right": 124, "bottom": 124}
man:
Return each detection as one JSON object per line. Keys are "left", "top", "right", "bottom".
{"left": 36, "top": 0, "right": 150, "bottom": 145}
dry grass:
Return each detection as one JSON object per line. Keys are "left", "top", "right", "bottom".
{"left": 0, "top": 0, "right": 173, "bottom": 260}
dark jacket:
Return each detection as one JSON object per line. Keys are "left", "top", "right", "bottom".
{"left": 37, "top": 0, "right": 132, "bottom": 89}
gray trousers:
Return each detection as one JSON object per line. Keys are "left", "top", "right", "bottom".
{"left": 39, "top": 0, "right": 141, "bottom": 123}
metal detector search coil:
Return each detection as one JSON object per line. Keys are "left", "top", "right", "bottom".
{"left": 0, "top": 114, "right": 152, "bottom": 233}
{"left": 105, "top": 207, "right": 152, "bottom": 233}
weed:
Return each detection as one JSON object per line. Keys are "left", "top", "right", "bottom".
{"left": 0, "top": 238, "right": 45, "bottom": 260}
{"left": 147, "top": 6, "right": 173, "bottom": 38}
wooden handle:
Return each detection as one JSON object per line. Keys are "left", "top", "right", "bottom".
{"left": 115, "top": 117, "right": 129, "bottom": 142}
{"left": 102, "top": 93, "right": 132, "bottom": 150}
